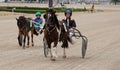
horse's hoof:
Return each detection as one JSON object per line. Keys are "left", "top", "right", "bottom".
{"left": 63, "top": 56, "right": 67, "bottom": 58}
{"left": 32, "top": 44, "right": 34, "bottom": 47}
{"left": 27, "top": 46, "right": 29, "bottom": 48}
{"left": 51, "top": 58, "right": 56, "bottom": 61}
{"left": 51, "top": 56, "right": 53, "bottom": 58}
{"left": 82, "top": 56, "right": 85, "bottom": 59}
{"left": 23, "top": 47, "right": 25, "bottom": 49}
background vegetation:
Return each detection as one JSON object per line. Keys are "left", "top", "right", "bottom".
{"left": 0, "top": 6, "right": 88, "bottom": 14}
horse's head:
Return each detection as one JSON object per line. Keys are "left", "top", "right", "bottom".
{"left": 44, "top": 9, "right": 59, "bottom": 30}
{"left": 16, "top": 16, "right": 27, "bottom": 31}
{"left": 44, "top": 9, "right": 56, "bottom": 19}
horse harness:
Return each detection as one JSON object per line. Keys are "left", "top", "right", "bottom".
{"left": 45, "top": 13, "right": 58, "bottom": 35}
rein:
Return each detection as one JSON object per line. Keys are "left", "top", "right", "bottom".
{"left": 46, "top": 26, "right": 56, "bottom": 33}
{"left": 45, "top": 13, "right": 58, "bottom": 34}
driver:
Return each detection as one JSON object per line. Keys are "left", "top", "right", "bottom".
{"left": 62, "top": 9, "right": 76, "bottom": 37}
{"left": 34, "top": 12, "right": 43, "bottom": 35}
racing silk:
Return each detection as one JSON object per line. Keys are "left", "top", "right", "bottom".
{"left": 34, "top": 18, "right": 43, "bottom": 28}
{"left": 62, "top": 18, "right": 76, "bottom": 29}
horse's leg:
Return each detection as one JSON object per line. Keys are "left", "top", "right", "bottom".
{"left": 31, "top": 29, "right": 34, "bottom": 46}
{"left": 18, "top": 32, "right": 22, "bottom": 47}
{"left": 54, "top": 41, "right": 58, "bottom": 57}
{"left": 49, "top": 47, "right": 52, "bottom": 58}
{"left": 48, "top": 43, "right": 53, "bottom": 59}
{"left": 62, "top": 40, "right": 68, "bottom": 58}
{"left": 51, "top": 41, "right": 58, "bottom": 61}
{"left": 27, "top": 34, "right": 30, "bottom": 48}
{"left": 48, "top": 42, "right": 56, "bottom": 61}
{"left": 51, "top": 47, "right": 56, "bottom": 61}
{"left": 23, "top": 35, "right": 26, "bottom": 49}
{"left": 63, "top": 47, "right": 66, "bottom": 58}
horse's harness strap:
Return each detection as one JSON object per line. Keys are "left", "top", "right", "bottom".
{"left": 63, "top": 22, "right": 67, "bottom": 32}
{"left": 46, "top": 26, "right": 56, "bottom": 33}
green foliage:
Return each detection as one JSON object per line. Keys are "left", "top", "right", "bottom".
{"left": 0, "top": 6, "right": 87, "bottom": 14}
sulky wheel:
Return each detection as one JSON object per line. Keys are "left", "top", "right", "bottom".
{"left": 73, "top": 28, "right": 82, "bottom": 39}
{"left": 81, "top": 36, "right": 88, "bottom": 58}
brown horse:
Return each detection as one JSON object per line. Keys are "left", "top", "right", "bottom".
{"left": 43, "top": 9, "right": 60, "bottom": 61}
{"left": 16, "top": 16, "right": 34, "bottom": 49}
{"left": 59, "top": 21, "right": 73, "bottom": 58}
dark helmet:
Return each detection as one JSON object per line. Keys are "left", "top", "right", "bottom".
{"left": 64, "top": 9, "right": 72, "bottom": 16}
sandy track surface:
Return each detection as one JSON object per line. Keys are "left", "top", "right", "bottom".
{"left": 0, "top": 11, "right": 120, "bottom": 70}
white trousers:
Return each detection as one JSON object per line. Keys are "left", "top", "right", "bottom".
{"left": 69, "top": 28, "right": 74, "bottom": 38}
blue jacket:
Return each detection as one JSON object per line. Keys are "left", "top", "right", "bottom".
{"left": 62, "top": 18, "right": 76, "bottom": 28}
{"left": 34, "top": 18, "right": 43, "bottom": 28}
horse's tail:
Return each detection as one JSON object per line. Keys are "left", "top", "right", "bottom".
{"left": 54, "top": 15, "right": 60, "bottom": 30}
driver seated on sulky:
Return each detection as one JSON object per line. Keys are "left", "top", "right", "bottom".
{"left": 33, "top": 12, "right": 43, "bottom": 35}
{"left": 62, "top": 9, "right": 76, "bottom": 37}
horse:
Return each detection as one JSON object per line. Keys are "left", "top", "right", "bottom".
{"left": 59, "top": 20, "right": 73, "bottom": 58}
{"left": 43, "top": 9, "right": 60, "bottom": 61}
{"left": 16, "top": 16, "right": 34, "bottom": 49}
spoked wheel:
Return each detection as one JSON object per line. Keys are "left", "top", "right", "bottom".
{"left": 81, "top": 36, "right": 88, "bottom": 58}
{"left": 43, "top": 37, "right": 49, "bottom": 57}
{"left": 73, "top": 29, "right": 82, "bottom": 39}
{"left": 72, "top": 28, "right": 88, "bottom": 58}
{"left": 18, "top": 35, "right": 23, "bottom": 46}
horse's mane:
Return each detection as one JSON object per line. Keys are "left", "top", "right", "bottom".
{"left": 53, "top": 14, "right": 60, "bottom": 30}
{"left": 19, "top": 16, "right": 27, "bottom": 24}
{"left": 19, "top": 16, "right": 26, "bottom": 20}
{"left": 49, "top": 9, "right": 60, "bottom": 30}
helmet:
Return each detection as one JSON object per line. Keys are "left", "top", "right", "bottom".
{"left": 35, "top": 12, "right": 42, "bottom": 16}
{"left": 64, "top": 9, "right": 72, "bottom": 16}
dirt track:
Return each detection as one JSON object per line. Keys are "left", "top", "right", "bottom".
{"left": 0, "top": 10, "right": 120, "bottom": 70}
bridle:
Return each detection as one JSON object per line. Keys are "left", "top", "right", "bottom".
{"left": 45, "top": 12, "right": 57, "bottom": 34}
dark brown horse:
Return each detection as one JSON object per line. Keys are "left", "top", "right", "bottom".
{"left": 16, "top": 16, "right": 34, "bottom": 49}
{"left": 43, "top": 9, "right": 60, "bottom": 61}
{"left": 59, "top": 21, "right": 73, "bottom": 58}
